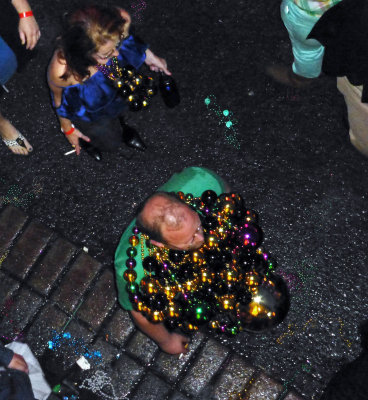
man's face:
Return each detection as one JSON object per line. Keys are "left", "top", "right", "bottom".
{"left": 161, "top": 204, "right": 204, "bottom": 251}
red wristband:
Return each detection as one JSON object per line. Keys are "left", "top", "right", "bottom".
{"left": 61, "top": 124, "right": 75, "bottom": 135}
{"left": 19, "top": 11, "right": 34, "bottom": 18}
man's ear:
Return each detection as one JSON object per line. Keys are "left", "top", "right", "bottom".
{"left": 150, "top": 239, "right": 165, "bottom": 248}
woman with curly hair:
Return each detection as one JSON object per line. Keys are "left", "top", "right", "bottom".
{"left": 47, "top": 4, "right": 170, "bottom": 161}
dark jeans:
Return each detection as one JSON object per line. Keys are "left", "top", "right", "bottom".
{"left": 0, "top": 36, "right": 17, "bottom": 86}
{"left": 74, "top": 115, "right": 123, "bottom": 152}
{"left": 0, "top": 369, "right": 36, "bottom": 400}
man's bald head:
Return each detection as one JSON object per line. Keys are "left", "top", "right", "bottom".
{"left": 136, "top": 192, "right": 185, "bottom": 242}
{"left": 136, "top": 192, "right": 204, "bottom": 250}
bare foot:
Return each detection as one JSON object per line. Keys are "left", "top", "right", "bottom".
{"left": 0, "top": 118, "right": 33, "bottom": 155}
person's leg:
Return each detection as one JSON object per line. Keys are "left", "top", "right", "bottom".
{"left": 119, "top": 115, "right": 146, "bottom": 151}
{"left": 282, "top": 0, "right": 324, "bottom": 78}
{"left": 75, "top": 117, "right": 123, "bottom": 152}
{"left": 0, "top": 36, "right": 32, "bottom": 155}
{"left": 0, "top": 36, "right": 17, "bottom": 86}
{"left": 76, "top": 116, "right": 146, "bottom": 153}
{"left": 0, "top": 112, "right": 33, "bottom": 155}
{"left": 267, "top": 0, "right": 323, "bottom": 87}
{"left": 0, "top": 369, "right": 37, "bottom": 400}
{"left": 337, "top": 77, "right": 368, "bottom": 157}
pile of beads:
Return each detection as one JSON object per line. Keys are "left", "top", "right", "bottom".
{"left": 123, "top": 190, "right": 289, "bottom": 335}
{"left": 80, "top": 370, "right": 128, "bottom": 400}
{"left": 47, "top": 331, "right": 102, "bottom": 365}
{"left": 96, "top": 60, "right": 157, "bottom": 111}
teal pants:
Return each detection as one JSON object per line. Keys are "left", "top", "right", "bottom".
{"left": 281, "top": 0, "right": 324, "bottom": 78}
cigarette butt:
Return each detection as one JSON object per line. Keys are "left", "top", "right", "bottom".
{"left": 64, "top": 149, "right": 76, "bottom": 156}
{"left": 184, "top": 343, "right": 189, "bottom": 349}
{"left": 179, "top": 353, "right": 184, "bottom": 359}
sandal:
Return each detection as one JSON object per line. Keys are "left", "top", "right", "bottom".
{"left": 2, "top": 131, "right": 33, "bottom": 155}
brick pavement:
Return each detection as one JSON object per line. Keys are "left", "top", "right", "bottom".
{"left": 0, "top": 205, "right": 305, "bottom": 400}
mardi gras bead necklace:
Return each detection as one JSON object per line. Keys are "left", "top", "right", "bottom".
{"left": 123, "top": 191, "right": 290, "bottom": 335}
{"left": 95, "top": 58, "right": 157, "bottom": 111}
{"left": 95, "top": 57, "right": 124, "bottom": 87}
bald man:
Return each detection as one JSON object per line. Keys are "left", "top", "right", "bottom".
{"left": 114, "top": 167, "right": 227, "bottom": 354}
{"left": 136, "top": 191, "right": 205, "bottom": 251}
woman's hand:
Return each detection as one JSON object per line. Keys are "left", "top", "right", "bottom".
{"left": 145, "top": 49, "right": 171, "bottom": 75}
{"left": 18, "top": 15, "right": 40, "bottom": 50}
{"left": 65, "top": 128, "right": 91, "bottom": 155}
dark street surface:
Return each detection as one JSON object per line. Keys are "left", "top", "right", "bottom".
{"left": 1, "top": 0, "right": 368, "bottom": 399}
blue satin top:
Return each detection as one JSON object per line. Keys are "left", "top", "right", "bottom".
{"left": 54, "top": 35, "right": 148, "bottom": 122}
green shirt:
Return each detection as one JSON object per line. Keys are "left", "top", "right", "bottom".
{"left": 114, "top": 166, "right": 227, "bottom": 310}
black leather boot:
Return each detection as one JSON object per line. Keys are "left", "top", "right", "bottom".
{"left": 81, "top": 141, "right": 102, "bottom": 161}
{"left": 119, "top": 117, "right": 146, "bottom": 151}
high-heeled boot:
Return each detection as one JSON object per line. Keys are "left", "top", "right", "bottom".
{"left": 119, "top": 117, "right": 147, "bottom": 151}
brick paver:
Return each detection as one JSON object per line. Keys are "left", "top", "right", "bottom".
{"left": 29, "top": 237, "right": 77, "bottom": 295}
{"left": 248, "top": 373, "right": 284, "bottom": 400}
{"left": 51, "top": 251, "right": 101, "bottom": 313}
{"left": 0, "top": 271, "right": 19, "bottom": 308}
{"left": 154, "top": 331, "right": 206, "bottom": 382}
{"left": 26, "top": 304, "right": 69, "bottom": 357}
{"left": 103, "top": 307, "right": 135, "bottom": 346}
{"left": 0, "top": 205, "right": 306, "bottom": 400}
{"left": 131, "top": 372, "right": 171, "bottom": 400}
{"left": 106, "top": 353, "right": 145, "bottom": 395}
{"left": 0, "top": 287, "right": 43, "bottom": 339}
{"left": 180, "top": 338, "right": 229, "bottom": 396}
{"left": 88, "top": 337, "right": 120, "bottom": 364}
{"left": 77, "top": 269, "right": 117, "bottom": 330}
{"left": 0, "top": 206, "right": 27, "bottom": 255}
{"left": 168, "top": 392, "right": 188, "bottom": 400}
{"left": 50, "top": 319, "right": 95, "bottom": 372}
{"left": 126, "top": 329, "right": 158, "bottom": 364}
{"left": 212, "top": 355, "right": 255, "bottom": 400}
{"left": 2, "top": 220, "right": 53, "bottom": 278}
